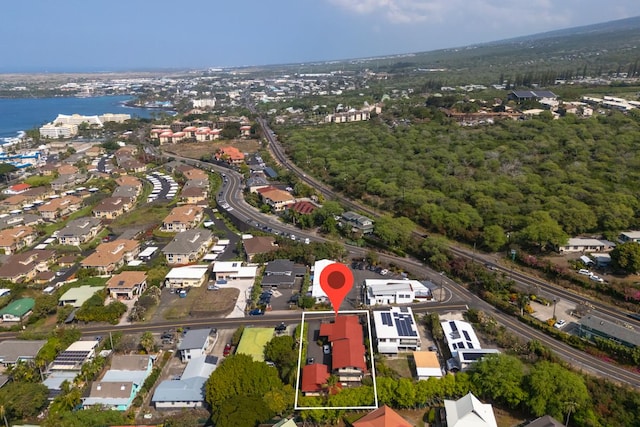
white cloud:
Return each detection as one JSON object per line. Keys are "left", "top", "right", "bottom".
{"left": 328, "top": 0, "right": 577, "bottom": 26}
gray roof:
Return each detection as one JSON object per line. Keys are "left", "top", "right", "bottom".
{"left": 0, "top": 214, "right": 42, "bottom": 231}
{"left": 152, "top": 376, "right": 207, "bottom": 403}
{"left": 579, "top": 314, "right": 640, "bottom": 347}
{"left": 265, "top": 259, "right": 294, "bottom": 275}
{"left": 0, "top": 340, "right": 47, "bottom": 364}
{"left": 183, "top": 179, "right": 209, "bottom": 189}
{"left": 246, "top": 175, "right": 269, "bottom": 188}
{"left": 526, "top": 415, "right": 564, "bottom": 427}
{"left": 178, "top": 328, "right": 211, "bottom": 351}
{"left": 162, "top": 229, "right": 212, "bottom": 255}
{"left": 59, "top": 217, "right": 102, "bottom": 237}
{"left": 112, "top": 185, "right": 138, "bottom": 198}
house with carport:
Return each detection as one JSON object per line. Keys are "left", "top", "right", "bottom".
{"left": 106, "top": 271, "right": 147, "bottom": 300}
{"left": 211, "top": 260, "right": 258, "bottom": 281}
{"left": 164, "top": 265, "right": 209, "bottom": 289}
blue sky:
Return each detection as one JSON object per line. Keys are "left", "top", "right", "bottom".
{"left": 2, "top": 0, "right": 640, "bottom": 72}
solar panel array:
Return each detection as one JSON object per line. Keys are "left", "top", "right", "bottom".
{"left": 53, "top": 350, "right": 90, "bottom": 366}
{"left": 393, "top": 311, "right": 418, "bottom": 337}
{"left": 381, "top": 312, "right": 393, "bottom": 326}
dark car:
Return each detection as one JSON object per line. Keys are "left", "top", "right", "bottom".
{"left": 306, "top": 357, "right": 315, "bottom": 365}
{"left": 161, "top": 332, "right": 173, "bottom": 340}
{"left": 249, "top": 309, "right": 264, "bottom": 316}
{"left": 275, "top": 322, "right": 286, "bottom": 332}
{"left": 223, "top": 343, "right": 233, "bottom": 356}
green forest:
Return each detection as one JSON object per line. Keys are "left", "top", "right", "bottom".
{"left": 279, "top": 107, "right": 640, "bottom": 249}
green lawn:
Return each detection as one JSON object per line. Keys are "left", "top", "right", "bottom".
{"left": 111, "top": 204, "right": 171, "bottom": 229}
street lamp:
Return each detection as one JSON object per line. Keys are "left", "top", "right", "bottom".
{"left": 553, "top": 298, "right": 557, "bottom": 319}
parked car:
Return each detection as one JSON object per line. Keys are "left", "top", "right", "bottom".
{"left": 589, "top": 275, "right": 605, "bottom": 283}
{"left": 161, "top": 332, "right": 173, "bottom": 340}
{"left": 249, "top": 309, "right": 264, "bottom": 316}
{"left": 223, "top": 343, "right": 233, "bottom": 356}
{"left": 323, "top": 344, "right": 331, "bottom": 354}
{"left": 578, "top": 269, "right": 592, "bottom": 276}
{"left": 554, "top": 319, "right": 567, "bottom": 329}
{"left": 306, "top": 357, "right": 315, "bottom": 365}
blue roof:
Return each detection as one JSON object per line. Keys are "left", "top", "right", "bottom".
{"left": 152, "top": 376, "right": 207, "bottom": 403}
{"left": 263, "top": 167, "right": 278, "bottom": 178}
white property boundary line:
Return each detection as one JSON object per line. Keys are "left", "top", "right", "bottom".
{"left": 294, "top": 309, "right": 379, "bottom": 410}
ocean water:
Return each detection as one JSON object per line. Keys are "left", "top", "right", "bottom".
{"left": 0, "top": 95, "right": 154, "bottom": 140}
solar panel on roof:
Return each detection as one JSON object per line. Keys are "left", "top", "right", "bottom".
{"left": 457, "top": 341, "right": 465, "bottom": 349}
{"left": 449, "top": 321, "right": 458, "bottom": 331}
{"left": 462, "top": 330, "right": 471, "bottom": 341}
{"left": 468, "top": 343, "right": 474, "bottom": 348}
{"left": 400, "top": 307, "right": 408, "bottom": 313}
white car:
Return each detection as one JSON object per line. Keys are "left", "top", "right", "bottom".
{"left": 554, "top": 319, "right": 567, "bottom": 329}
{"left": 578, "top": 269, "right": 591, "bottom": 276}
{"left": 323, "top": 344, "right": 331, "bottom": 354}
{"left": 589, "top": 275, "right": 605, "bottom": 283}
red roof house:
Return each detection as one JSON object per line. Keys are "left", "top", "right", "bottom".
{"left": 291, "top": 201, "right": 318, "bottom": 215}
{"left": 319, "top": 315, "right": 367, "bottom": 383}
{"left": 301, "top": 363, "right": 330, "bottom": 396}
{"left": 352, "top": 405, "right": 413, "bottom": 427}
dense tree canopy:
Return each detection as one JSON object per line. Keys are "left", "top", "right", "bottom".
{"left": 280, "top": 109, "right": 640, "bottom": 247}
{"left": 610, "top": 241, "right": 640, "bottom": 274}
{"left": 205, "top": 354, "right": 293, "bottom": 425}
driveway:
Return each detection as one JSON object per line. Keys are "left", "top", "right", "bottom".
{"left": 222, "top": 279, "right": 255, "bottom": 318}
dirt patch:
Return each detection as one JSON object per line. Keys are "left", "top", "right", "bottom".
{"left": 163, "top": 286, "right": 239, "bottom": 320}
{"left": 163, "top": 139, "right": 262, "bottom": 160}
{"left": 384, "top": 355, "right": 414, "bottom": 378}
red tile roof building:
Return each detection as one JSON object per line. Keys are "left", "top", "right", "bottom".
{"left": 301, "top": 363, "right": 330, "bottom": 396}
{"left": 352, "top": 405, "right": 413, "bottom": 427}
{"left": 319, "top": 315, "right": 367, "bottom": 383}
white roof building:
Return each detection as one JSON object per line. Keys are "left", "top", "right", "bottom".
{"left": 364, "top": 279, "right": 432, "bottom": 306}
{"left": 310, "top": 259, "right": 335, "bottom": 302}
{"left": 211, "top": 261, "right": 257, "bottom": 280}
{"left": 444, "top": 392, "right": 497, "bottom": 427}
{"left": 164, "top": 265, "right": 209, "bottom": 289}
{"left": 373, "top": 307, "right": 421, "bottom": 354}
{"left": 441, "top": 319, "right": 481, "bottom": 358}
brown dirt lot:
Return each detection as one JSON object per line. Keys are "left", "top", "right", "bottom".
{"left": 163, "top": 285, "right": 239, "bottom": 320}
{"left": 163, "top": 139, "right": 262, "bottom": 160}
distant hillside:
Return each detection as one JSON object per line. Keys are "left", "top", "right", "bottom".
{"left": 281, "top": 16, "right": 640, "bottom": 87}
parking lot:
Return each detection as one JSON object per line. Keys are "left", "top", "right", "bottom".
{"left": 145, "top": 172, "right": 178, "bottom": 203}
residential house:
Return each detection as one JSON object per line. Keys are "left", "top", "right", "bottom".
{"left": 42, "top": 339, "right": 99, "bottom": 394}
{"left": 178, "top": 328, "right": 211, "bottom": 363}
{"left": 152, "top": 355, "right": 218, "bottom": 409}
{"left": 257, "top": 186, "right": 295, "bottom": 212}
{"left": 57, "top": 217, "right": 103, "bottom": 246}
{"left": 57, "top": 164, "right": 78, "bottom": 176}
{"left": 161, "top": 205, "right": 204, "bottom": 232}
{"left": 37, "top": 195, "right": 83, "bottom": 220}
{"left": 0, "top": 213, "right": 43, "bottom": 231}
{"left": 0, "top": 225, "right": 37, "bottom": 254}
{"left": 525, "top": 415, "right": 564, "bottom": 427}
{"left": 310, "top": 259, "right": 334, "bottom": 303}
{"left": 243, "top": 236, "right": 278, "bottom": 262}
{"left": 301, "top": 363, "right": 330, "bottom": 396}
{"left": 112, "top": 185, "right": 140, "bottom": 200}
{"left": 0, "top": 298, "right": 35, "bottom": 322}
{"left": 83, "top": 382, "right": 136, "bottom": 411}
{"left": 85, "top": 146, "right": 105, "bottom": 158}
{"left": 80, "top": 239, "right": 140, "bottom": 274}
{"left": 289, "top": 200, "right": 319, "bottom": 215}
{"left": 120, "top": 158, "right": 146, "bottom": 173}
{"left": 181, "top": 167, "right": 209, "bottom": 181}
{"left": 319, "top": 315, "right": 367, "bottom": 384}
{"left": 3, "top": 183, "right": 32, "bottom": 195}
{"left": 619, "top": 231, "right": 640, "bottom": 243}
{"left": 39, "top": 163, "right": 58, "bottom": 176}
{"left": 261, "top": 259, "right": 306, "bottom": 289}
{"left": 58, "top": 285, "right": 104, "bottom": 308}
{"left": 115, "top": 175, "right": 143, "bottom": 190}
{"left": 364, "top": 279, "right": 432, "bottom": 306}
{"left": 0, "top": 340, "right": 47, "bottom": 366}
{"left": 92, "top": 197, "right": 134, "bottom": 220}
{"left": 440, "top": 319, "right": 500, "bottom": 371}
{"left": 340, "top": 211, "right": 374, "bottom": 235}
{"left": 51, "top": 173, "right": 86, "bottom": 192}
{"left": 216, "top": 146, "right": 245, "bottom": 164}
{"left": 443, "top": 392, "right": 498, "bottom": 427}
{"left": 162, "top": 229, "right": 213, "bottom": 265}
{"left": 246, "top": 175, "right": 270, "bottom": 193}
{"left": 558, "top": 237, "right": 613, "bottom": 253}
{"left": 211, "top": 260, "right": 258, "bottom": 280}
{"left": 352, "top": 405, "right": 413, "bottom": 427}
{"left": 373, "top": 307, "right": 421, "bottom": 354}
{"left": 181, "top": 186, "right": 208, "bottom": 205}
{"left": 106, "top": 271, "right": 147, "bottom": 300}
{"left": 578, "top": 314, "right": 640, "bottom": 348}
{"left": 164, "top": 265, "right": 209, "bottom": 289}
{"left": 0, "top": 250, "right": 56, "bottom": 282}
{"left": 413, "top": 351, "right": 443, "bottom": 379}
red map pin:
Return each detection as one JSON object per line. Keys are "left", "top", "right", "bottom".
{"left": 319, "top": 262, "right": 353, "bottom": 316}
